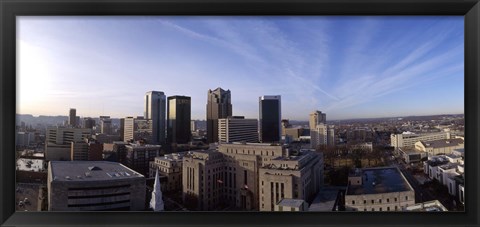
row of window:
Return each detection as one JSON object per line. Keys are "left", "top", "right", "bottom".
{"left": 351, "top": 196, "right": 409, "bottom": 205}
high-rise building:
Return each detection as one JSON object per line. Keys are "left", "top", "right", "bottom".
{"left": 83, "top": 117, "right": 95, "bottom": 129}
{"left": 259, "top": 95, "right": 281, "bottom": 143}
{"left": 218, "top": 116, "right": 258, "bottom": 143}
{"left": 123, "top": 116, "right": 153, "bottom": 143}
{"left": 206, "top": 88, "right": 232, "bottom": 144}
{"left": 310, "top": 111, "right": 334, "bottom": 149}
{"left": 167, "top": 96, "right": 191, "bottom": 144}
{"left": 119, "top": 118, "right": 125, "bottom": 141}
{"left": 100, "top": 116, "right": 112, "bottom": 135}
{"left": 69, "top": 108, "right": 77, "bottom": 127}
{"left": 309, "top": 110, "right": 326, "bottom": 130}
{"left": 145, "top": 91, "right": 166, "bottom": 145}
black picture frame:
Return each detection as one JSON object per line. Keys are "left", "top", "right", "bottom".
{"left": 1, "top": 0, "right": 479, "bottom": 226}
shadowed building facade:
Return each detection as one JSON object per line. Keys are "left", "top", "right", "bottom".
{"left": 167, "top": 96, "right": 191, "bottom": 144}
{"left": 206, "top": 88, "right": 232, "bottom": 144}
{"left": 145, "top": 91, "right": 166, "bottom": 145}
{"left": 259, "top": 95, "right": 281, "bottom": 143}
{"left": 69, "top": 108, "right": 77, "bottom": 127}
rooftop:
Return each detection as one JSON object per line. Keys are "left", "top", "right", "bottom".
{"left": 346, "top": 167, "right": 412, "bottom": 195}
{"left": 420, "top": 138, "right": 464, "bottom": 148}
{"left": 49, "top": 161, "right": 144, "bottom": 181}
{"left": 405, "top": 200, "right": 448, "bottom": 211}
{"left": 17, "top": 159, "right": 45, "bottom": 172}
{"left": 277, "top": 198, "right": 305, "bottom": 208}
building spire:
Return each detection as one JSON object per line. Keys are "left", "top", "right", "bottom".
{"left": 150, "top": 168, "right": 164, "bottom": 211}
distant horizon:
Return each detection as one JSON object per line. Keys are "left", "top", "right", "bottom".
{"left": 16, "top": 111, "right": 465, "bottom": 122}
{"left": 18, "top": 16, "right": 464, "bottom": 120}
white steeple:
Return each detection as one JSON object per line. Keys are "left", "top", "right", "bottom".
{"left": 150, "top": 168, "right": 164, "bottom": 211}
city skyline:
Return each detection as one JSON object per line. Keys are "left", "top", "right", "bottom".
{"left": 17, "top": 16, "right": 464, "bottom": 121}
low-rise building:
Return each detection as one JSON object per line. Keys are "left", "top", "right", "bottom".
{"left": 47, "top": 161, "right": 145, "bottom": 211}
{"left": 390, "top": 131, "right": 450, "bottom": 149}
{"left": 149, "top": 152, "right": 184, "bottom": 192}
{"left": 345, "top": 167, "right": 415, "bottom": 211}
{"left": 274, "top": 198, "right": 308, "bottom": 211}
{"left": 125, "top": 143, "right": 161, "bottom": 176}
{"left": 397, "top": 147, "right": 427, "bottom": 164}
{"left": 415, "top": 138, "right": 464, "bottom": 156}
{"left": 405, "top": 200, "right": 448, "bottom": 211}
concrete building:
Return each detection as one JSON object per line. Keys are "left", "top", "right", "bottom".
{"left": 71, "top": 138, "right": 103, "bottom": 161}
{"left": 167, "top": 96, "right": 191, "bottom": 144}
{"left": 309, "top": 111, "right": 334, "bottom": 149}
{"left": 149, "top": 152, "right": 184, "bottom": 192}
{"left": 125, "top": 143, "right": 161, "bottom": 176}
{"left": 258, "top": 149, "right": 323, "bottom": 211}
{"left": 123, "top": 117, "right": 153, "bottom": 143}
{"left": 284, "top": 127, "right": 304, "bottom": 142}
{"left": 218, "top": 116, "right": 258, "bottom": 143}
{"left": 405, "top": 200, "right": 448, "bottom": 211}
{"left": 182, "top": 150, "right": 225, "bottom": 210}
{"left": 45, "top": 127, "right": 92, "bottom": 161}
{"left": 390, "top": 131, "right": 450, "bottom": 148}
{"left": 182, "top": 143, "right": 324, "bottom": 211}
{"left": 274, "top": 198, "right": 308, "bottom": 211}
{"left": 99, "top": 116, "right": 112, "bottom": 135}
{"left": 83, "top": 117, "right": 95, "bottom": 129}
{"left": 16, "top": 131, "right": 35, "bottom": 147}
{"left": 69, "top": 108, "right": 77, "bottom": 127}
{"left": 259, "top": 95, "right": 281, "bottom": 143}
{"left": 414, "top": 138, "right": 464, "bottom": 156}
{"left": 47, "top": 161, "right": 145, "bottom": 211}
{"left": 206, "top": 88, "right": 232, "bottom": 144}
{"left": 309, "top": 111, "right": 326, "bottom": 130}
{"left": 397, "top": 147, "right": 427, "bottom": 164}
{"left": 145, "top": 91, "right": 166, "bottom": 145}
{"left": 345, "top": 167, "right": 415, "bottom": 211}
{"left": 71, "top": 141, "right": 89, "bottom": 161}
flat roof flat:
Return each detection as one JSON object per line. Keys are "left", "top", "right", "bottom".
{"left": 277, "top": 198, "right": 305, "bottom": 208}
{"left": 50, "top": 161, "right": 144, "bottom": 182}
{"left": 347, "top": 167, "right": 412, "bottom": 195}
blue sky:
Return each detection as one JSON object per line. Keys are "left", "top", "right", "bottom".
{"left": 17, "top": 16, "right": 464, "bottom": 121}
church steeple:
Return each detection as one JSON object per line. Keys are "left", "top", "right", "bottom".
{"left": 150, "top": 169, "right": 164, "bottom": 211}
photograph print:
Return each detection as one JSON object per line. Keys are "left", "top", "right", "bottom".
{"left": 15, "top": 16, "right": 465, "bottom": 212}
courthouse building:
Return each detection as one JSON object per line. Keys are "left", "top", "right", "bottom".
{"left": 181, "top": 143, "right": 324, "bottom": 211}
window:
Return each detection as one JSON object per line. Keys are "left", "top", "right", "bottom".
{"left": 371, "top": 208, "right": 375, "bottom": 211}
{"left": 379, "top": 199, "right": 382, "bottom": 203}
{"left": 371, "top": 200, "right": 374, "bottom": 204}
{"left": 394, "top": 198, "right": 397, "bottom": 202}
{"left": 387, "top": 207, "right": 390, "bottom": 211}
{"left": 395, "top": 206, "right": 398, "bottom": 211}
{"left": 352, "top": 200, "right": 355, "bottom": 205}
{"left": 379, "top": 207, "right": 382, "bottom": 211}
{"left": 405, "top": 196, "right": 408, "bottom": 201}
{"left": 387, "top": 198, "right": 389, "bottom": 203}
{"left": 363, "top": 200, "right": 366, "bottom": 204}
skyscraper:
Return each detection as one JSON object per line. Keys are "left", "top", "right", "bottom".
{"left": 310, "top": 110, "right": 334, "bottom": 149}
{"left": 309, "top": 110, "right": 326, "bottom": 130}
{"left": 83, "top": 117, "right": 95, "bottom": 129}
{"left": 218, "top": 116, "right": 258, "bottom": 143}
{"left": 259, "top": 95, "right": 281, "bottom": 143}
{"left": 145, "top": 91, "right": 166, "bottom": 145}
{"left": 167, "top": 96, "right": 191, "bottom": 144}
{"left": 69, "top": 108, "right": 76, "bottom": 127}
{"left": 99, "top": 116, "right": 112, "bottom": 135}
{"left": 206, "top": 88, "right": 232, "bottom": 144}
